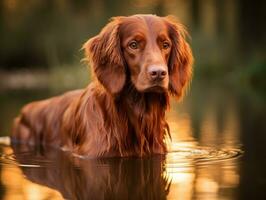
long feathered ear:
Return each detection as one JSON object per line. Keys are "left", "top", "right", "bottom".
{"left": 164, "top": 16, "right": 194, "bottom": 99}
{"left": 83, "top": 17, "right": 126, "bottom": 94}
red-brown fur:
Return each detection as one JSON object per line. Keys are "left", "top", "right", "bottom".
{"left": 11, "top": 15, "right": 193, "bottom": 158}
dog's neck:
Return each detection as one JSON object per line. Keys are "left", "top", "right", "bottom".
{"left": 118, "top": 82, "right": 169, "bottom": 111}
{"left": 114, "top": 84, "right": 170, "bottom": 155}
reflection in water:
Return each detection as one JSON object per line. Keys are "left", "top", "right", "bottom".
{"left": 4, "top": 144, "right": 170, "bottom": 200}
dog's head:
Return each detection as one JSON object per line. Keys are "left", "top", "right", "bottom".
{"left": 84, "top": 15, "right": 193, "bottom": 98}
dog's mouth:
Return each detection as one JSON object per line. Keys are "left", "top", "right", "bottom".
{"left": 143, "top": 85, "right": 167, "bottom": 93}
{"left": 133, "top": 78, "right": 168, "bottom": 93}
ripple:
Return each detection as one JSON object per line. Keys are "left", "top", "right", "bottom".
{"left": 1, "top": 154, "right": 41, "bottom": 167}
{"left": 0, "top": 139, "right": 55, "bottom": 168}
{"left": 166, "top": 145, "right": 243, "bottom": 168}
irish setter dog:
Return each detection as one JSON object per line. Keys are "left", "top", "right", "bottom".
{"left": 12, "top": 15, "right": 193, "bottom": 157}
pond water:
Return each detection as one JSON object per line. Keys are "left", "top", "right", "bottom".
{"left": 0, "top": 79, "right": 265, "bottom": 200}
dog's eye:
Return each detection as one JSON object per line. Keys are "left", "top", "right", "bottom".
{"left": 129, "top": 41, "right": 138, "bottom": 49}
{"left": 162, "top": 41, "right": 170, "bottom": 49}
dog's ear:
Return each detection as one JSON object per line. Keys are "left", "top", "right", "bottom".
{"left": 164, "top": 16, "right": 194, "bottom": 99}
{"left": 83, "top": 17, "right": 125, "bottom": 94}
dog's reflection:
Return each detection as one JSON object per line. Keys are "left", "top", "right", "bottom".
{"left": 11, "top": 143, "right": 171, "bottom": 200}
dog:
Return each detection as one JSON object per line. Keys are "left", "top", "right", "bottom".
{"left": 12, "top": 14, "right": 193, "bottom": 157}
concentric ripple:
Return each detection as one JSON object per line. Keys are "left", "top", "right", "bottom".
{"left": 166, "top": 142, "right": 243, "bottom": 168}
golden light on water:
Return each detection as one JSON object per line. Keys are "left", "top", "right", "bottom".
{"left": 197, "top": 95, "right": 240, "bottom": 148}
{"left": 167, "top": 173, "right": 195, "bottom": 200}
{"left": 164, "top": 160, "right": 240, "bottom": 200}
{"left": 1, "top": 147, "right": 63, "bottom": 200}
{"left": 163, "top": 98, "right": 241, "bottom": 200}
{"left": 220, "top": 99, "right": 240, "bottom": 148}
{"left": 167, "top": 114, "right": 194, "bottom": 141}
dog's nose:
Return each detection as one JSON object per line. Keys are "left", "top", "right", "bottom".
{"left": 148, "top": 66, "right": 167, "bottom": 81}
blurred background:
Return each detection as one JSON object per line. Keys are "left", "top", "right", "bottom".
{"left": 0, "top": 0, "right": 266, "bottom": 199}
{"left": 0, "top": 0, "right": 265, "bottom": 78}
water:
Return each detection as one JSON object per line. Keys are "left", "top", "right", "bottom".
{"left": 0, "top": 142, "right": 242, "bottom": 200}
{"left": 0, "top": 80, "right": 265, "bottom": 200}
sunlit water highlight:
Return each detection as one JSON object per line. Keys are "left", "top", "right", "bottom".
{"left": 167, "top": 141, "right": 242, "bottom": 167}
